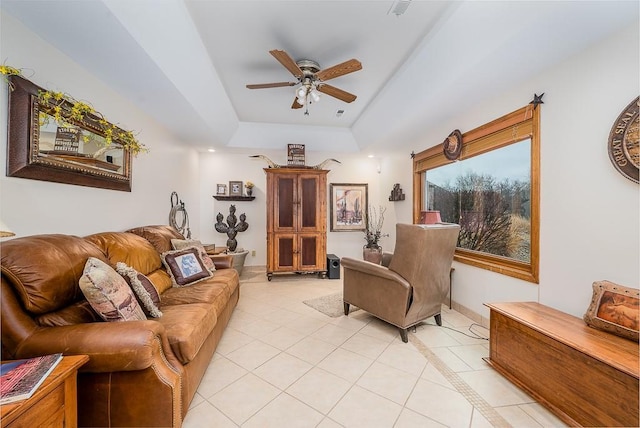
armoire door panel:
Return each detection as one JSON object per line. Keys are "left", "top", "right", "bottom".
{"left": 276, "top": 235, "right": 295, "bottom": 269}
{"left": 275, "top": 176, "right": 295, "bottom": 230}
{"left": 300, "top": 176, "right": 318, "bottom": 229}
{"left": 299, "top": 235, "right": 318, "bottom": 267}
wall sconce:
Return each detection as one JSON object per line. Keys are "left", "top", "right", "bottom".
{"left": 389, "top": 184, "right": 405, "bottom": 201}
{"left": 368, "top": 154, "right": 381, "bottom": 174}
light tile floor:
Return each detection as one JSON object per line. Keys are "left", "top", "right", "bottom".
{"left": 183, "top": 267, "right": 567, "bottom": 428}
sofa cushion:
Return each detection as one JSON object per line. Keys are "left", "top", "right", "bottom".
{"left": 201, "top": 269, "right": 239, "bottom": 301}
{"left": 79, "top": 257, "right": 147, "bottom": 322}
{"left": 161, "top": 248, "right": 212, "bottom": 287}
{"left": 171, "top": 239, "right": 215, "bottom": 272}
{"left": 0, "top": 234, "right": 107, "bottom": 315}
{"left": 584, "top": 280, "right": 639, "bottom": 342}
{"left": 160, "top": 281, "right": 225, "bottom": 305}
{"left": 147, "top": 269, "right": 173, "bottom": 294}
{"left": 127, "top": 225, "right": 185, "bottom": 254}
{"left": 84, "top": 232, "right": 162, "bottom": 276}
{"left": 156, "top": 303, "right": 218, "bottom": 364}
{"left": 116, "top": 262, "right": 163, "bottom": 318}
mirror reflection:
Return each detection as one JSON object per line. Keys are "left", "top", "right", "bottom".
{"left": 37, "top": 112, "right": 125, "bottom": 173}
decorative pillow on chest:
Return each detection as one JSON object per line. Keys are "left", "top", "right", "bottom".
{"left": 583, "top": 280, "right": 639, "bottom": 342}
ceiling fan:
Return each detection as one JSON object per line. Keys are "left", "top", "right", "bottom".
{"left": 246, "top": 49, "right": 362, "bottom": 113}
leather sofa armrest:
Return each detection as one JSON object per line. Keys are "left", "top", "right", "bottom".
{"left": 342, "top": 257, "right": 413, "bottom": 326}
{"left": 15, "top": 321, "right": 182, "bottom": 373}
{"left": 211, "top": 254, "right": 233, "bottom": 270}
{"left": 342, "top": 257, "right": 409, "bottom": 287}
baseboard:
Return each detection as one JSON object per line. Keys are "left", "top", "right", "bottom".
{"left": 451, "top": 300, "right": 490, "bottom": 329}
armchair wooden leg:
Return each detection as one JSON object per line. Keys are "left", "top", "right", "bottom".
{"left": 399, "top": 328, "right": 408, "bottom": 343}
{"left": 434, "top": 313, "right": 442, "bottom": 326}
{"left": 344, "top": 302, "right": 350, "bottom": 316}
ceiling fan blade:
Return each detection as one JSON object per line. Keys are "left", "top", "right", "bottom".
{"left": 291, "top": 97, "right": 303, "bottom": 109}
{"left": 270, "top": 49, "right": 304, "bottom": 79}
{"left": 246, "top": 82, "right": 296, "bottom": 89}
{"left": 315, "top": 58, "right": 362, "bottom": 82}
{"left": 317, "top": 84, "right": 357, "bottom": 103}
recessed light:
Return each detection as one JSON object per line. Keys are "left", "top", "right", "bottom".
{"left": 208, "top": 148, "right": 216, "bottom": 153}
{"left": 368, "top": 154, "right": 375, "bottom": 158}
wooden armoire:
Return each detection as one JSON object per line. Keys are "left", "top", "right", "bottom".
{"left": 265, "top": 168, "right": 328, "bottom": 280}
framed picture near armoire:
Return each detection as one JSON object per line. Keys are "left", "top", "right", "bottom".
{"left": 330, "top": 183, "right": 367, "bottom": 232}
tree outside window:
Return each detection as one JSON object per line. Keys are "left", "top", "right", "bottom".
{"left": 413, "top": 105, "right": 539, "bottom": 283}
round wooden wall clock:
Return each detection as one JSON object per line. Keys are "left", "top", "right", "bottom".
{"left": 608, "top": 97, "right": 639, "bottom": 183}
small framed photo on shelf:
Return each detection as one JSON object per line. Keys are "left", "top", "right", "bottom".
{"left": 216, "top": 184, "right": 227, "bottom": 195}
{"left": 229, "top": 181, "right": 243, "bottom": 196}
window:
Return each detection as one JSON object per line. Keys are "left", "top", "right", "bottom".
{"left": 413, "top": 105, "right": 540, "bottom": 283}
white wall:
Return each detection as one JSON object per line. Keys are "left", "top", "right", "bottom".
{"left": 0, "top": 13, "right": 200, "bottom": 237}
{"left": 408, "top": 23, "right": 640, "bottom": 319}
{"left": 197, "top": 148, "right": 411, "bottom": 265}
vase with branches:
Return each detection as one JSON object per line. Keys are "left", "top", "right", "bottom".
{"left": 363, "top": 205, "right": 388, "bottom": 264}
{"left": 364, "top": 205, "right": 388, "bottom": 249}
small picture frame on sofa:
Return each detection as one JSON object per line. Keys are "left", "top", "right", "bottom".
{"left": 229, "top": 181, "right": 243, "bottom": 196}
{"left": 216, "top": 184, "right": 227, "bottom": 195}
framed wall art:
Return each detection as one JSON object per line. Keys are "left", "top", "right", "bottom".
{"left": 229, "top": 181, "right": 243, "bottom": 196}
{"left": 216, "top": 184, "right": 227, "bottom": 195}
{"left": 330, "top": 183, "right": 367, "bottom": 231}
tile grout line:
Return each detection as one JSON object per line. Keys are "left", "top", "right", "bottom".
{"left": 408, "top": 333, "right": 512, "bottom": 428}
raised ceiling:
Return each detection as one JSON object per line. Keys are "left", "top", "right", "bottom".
{"left": 1, "top": 1, "right": 637, "bottom": 154}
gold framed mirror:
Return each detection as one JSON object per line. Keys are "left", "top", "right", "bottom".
{"left": 7, "top": 75, "right": 132, "bottom": 191}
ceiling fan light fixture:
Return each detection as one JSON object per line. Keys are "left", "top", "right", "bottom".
{"left": 310, "top": 89, "right": 320, "bottom": 103}
{"left": 248, "top": 49, "right": 361, "bottom": 114}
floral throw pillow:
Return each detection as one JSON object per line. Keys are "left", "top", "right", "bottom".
{"left": 161, "top": 247, "right": 213, "bottom": 287}
{"left": 171, "top": 238, "right": 216, "bottom": 272}
{"left": 79, "top": 257, "right": 146, "bottom": 322}
{"left": 583, "top": 280, "right": 639, "bottom": 342}
{"left": 115, "top": 262, "right": 163, "bottom": 318}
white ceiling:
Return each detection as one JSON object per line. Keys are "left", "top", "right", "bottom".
{"left": 2, "top": 1, "right": 638, "bottom": 154}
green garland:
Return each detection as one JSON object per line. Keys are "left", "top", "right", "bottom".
{"left": 1, "top": 65, "right": 147, "bottom": 156}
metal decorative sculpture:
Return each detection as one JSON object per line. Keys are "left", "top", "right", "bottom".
{"left": 215, "top": 205, "right": 249, "bottom": 252}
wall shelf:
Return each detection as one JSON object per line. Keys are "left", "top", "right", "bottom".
{"left": 213, "top": 195, "right": 255, "bottom": 201}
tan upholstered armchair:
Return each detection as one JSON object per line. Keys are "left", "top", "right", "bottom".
{"left": 342, "top": 223, "right": 460, "bottom": 342}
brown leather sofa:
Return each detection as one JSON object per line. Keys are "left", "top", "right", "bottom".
{"left": 1, "top": 225, "right": 239, "bottom": 427}
{"left": 342, "top": 223, "right": 460, "bottom": 342}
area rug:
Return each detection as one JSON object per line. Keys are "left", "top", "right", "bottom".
{"left": 303, "top": 293, "right": 360, "bottom": 318}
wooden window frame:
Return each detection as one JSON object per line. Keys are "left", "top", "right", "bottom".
{"left": 412, "top": 105, "right": 540, "bottom": 283}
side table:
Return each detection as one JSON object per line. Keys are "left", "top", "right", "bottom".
{"left": 1, "top": 355, "right": 89, "bottom": 428}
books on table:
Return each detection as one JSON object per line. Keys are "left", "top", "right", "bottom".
{"left": 0, "top": 353, "right": 63, "bottom": 405}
